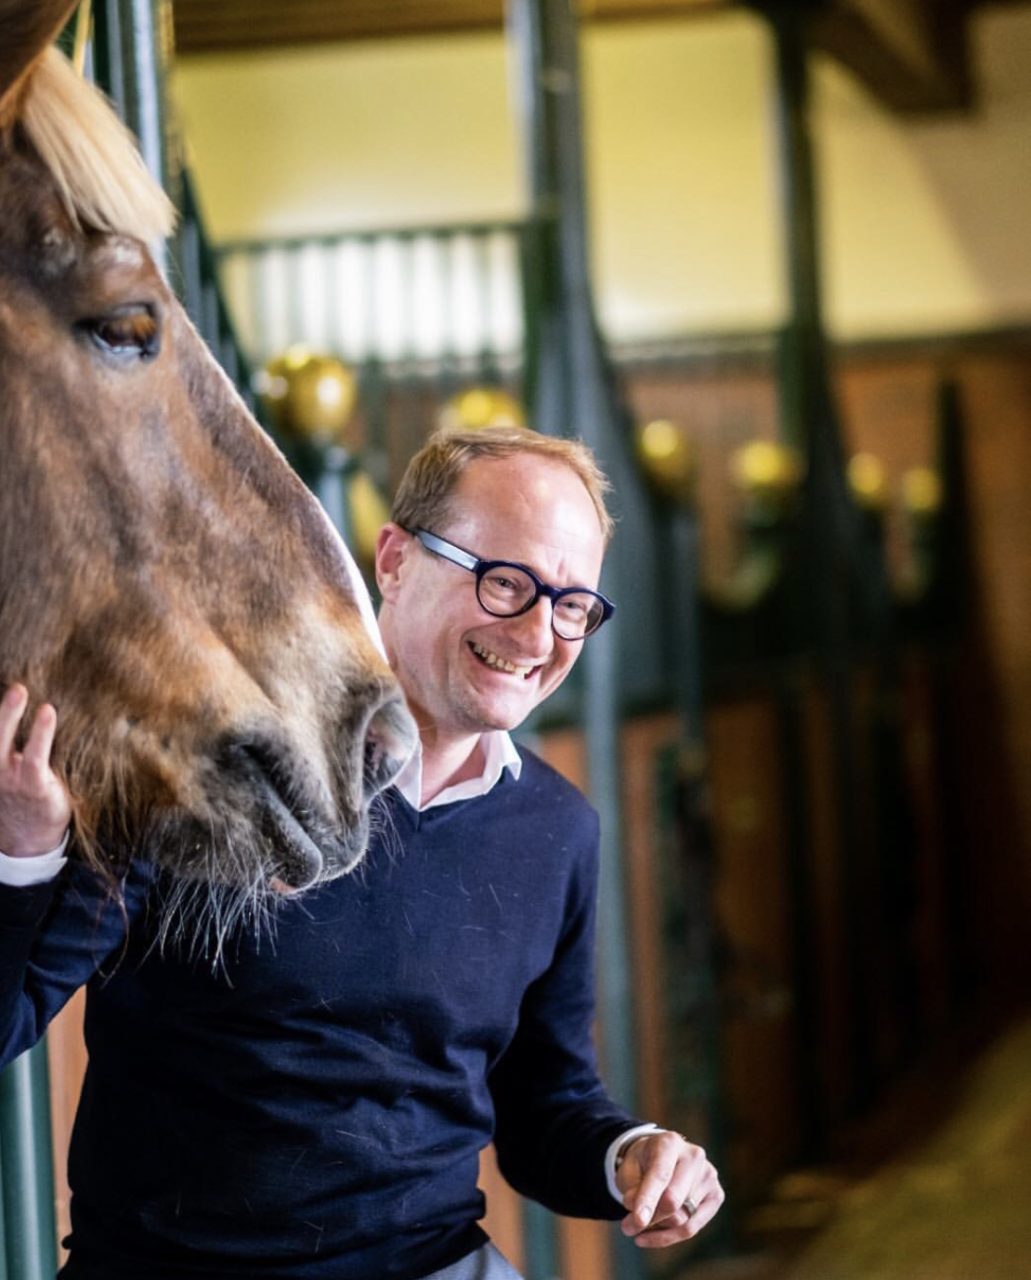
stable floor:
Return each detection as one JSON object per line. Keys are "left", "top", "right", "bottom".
{"left": 688, "top": 1004, "right": 1031, "bottom": 1280}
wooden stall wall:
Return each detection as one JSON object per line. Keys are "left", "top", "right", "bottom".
{"left": 621, "top": 333, "right": 1031, "bottom": 996}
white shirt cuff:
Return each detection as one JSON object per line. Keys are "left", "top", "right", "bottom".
{"left": 0, "top": 832, "right": 69, "bottom": 887}
{"left": 604, "top": 1123, "right": 665, "bottom": 1204}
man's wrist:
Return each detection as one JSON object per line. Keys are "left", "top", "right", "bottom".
{"left": 0, "top": 832, "right": 69, "bottom": 886}
{"left": 605, "top": 1123, "right": 664, "bottom": 1203}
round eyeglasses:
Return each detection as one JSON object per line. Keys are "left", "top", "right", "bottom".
{"left": 407, "top": 527, "right": 615, "bottom": 641}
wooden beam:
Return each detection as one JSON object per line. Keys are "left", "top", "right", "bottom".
{"left": 171, "top": 0, "right": 727, "bottom": 56}
{"left": 808, "top": 0, "right": 975, "bottom": 113}
{"left": 171, "top": 0, "right": 983, "bottom": 117}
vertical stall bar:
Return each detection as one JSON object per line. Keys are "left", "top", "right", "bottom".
{"left": 93, "top": 0, "right": 172, "bottom": 272}
{"left": 758, "top": 0, "right": 874, "bottom": 1117}
{"left": 0, "top": 1044, "right": 58, "bottom": 1280}
{"left": 507, "top": 0, "right": 662, "bottom": 1275}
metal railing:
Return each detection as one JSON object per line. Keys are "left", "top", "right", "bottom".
{"left": 215, "top": 218, "right": 531, "bottom": 455}
{"left": 217, "top": 218, "right": 528, "bottom": 373}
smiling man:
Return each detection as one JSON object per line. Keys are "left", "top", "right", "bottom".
{"left": 377, "top": 434, "right": 610, "bottom": 801}
{"left": 0, "top": 425, "right": 722, "bottom": 1280}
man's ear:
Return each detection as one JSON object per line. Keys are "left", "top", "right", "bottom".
{"left": 375, "top": 523, "right": 409, "bottom": 602}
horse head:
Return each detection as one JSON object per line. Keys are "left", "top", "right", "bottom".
{"left": 0, "top": 2, "right": 418, "bottom": 919}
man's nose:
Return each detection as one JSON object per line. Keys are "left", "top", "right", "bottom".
{"left": 506, "top": 597, "right": 556, "bottom": 652}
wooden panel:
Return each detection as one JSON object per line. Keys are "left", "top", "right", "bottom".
{"left": 706, "top": 696, "right": 799, "bottom": 1194}
{"left": 621, "top": 361, "right": 780, "bottom": 587}
{"left": 171, "top": 0, "right": 987, "bottom": 116}
{"left": 619, "top": 712, "right": 680, "bottom": 1122}
{"left": 47, "top": 988, "right": 87, "bottom": 1262}
{"left": 837, "top": 343, "right": 1031, "bottom": 988}
{"left": 899, "top": 653, "right": 951, "bottom": 1035}
{"left": 811, "top": 0, "right": 974, "bottom": 113}
{"left": 532, "top": 728, "right": 616, "bottom": 1280}
{"left": 799, "top": 678, "right": 851, "bottom": 1128}
{"left": 172, "top": 0, "right": 726, "bottom": 56}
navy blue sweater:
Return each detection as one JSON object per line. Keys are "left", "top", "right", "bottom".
{"left": 0, "top": 750, "right": 641, "bottom": 1279}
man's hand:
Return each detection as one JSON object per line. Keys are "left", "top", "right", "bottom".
{"left": 615, "top": 1129, "right": 724, "bottom": 1248}
{"left": 0, "top": 684, "right": 72, "bottom": 855}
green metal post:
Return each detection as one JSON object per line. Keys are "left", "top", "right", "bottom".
{"left": 92, "top": 0, "right": 174, "bottom": 273}
{"left": 758, "top": 0, "right": 876, "bottom": 1117}
{"left": 507, "top": 0, "right": 665, "bottom": 1274}
{"left": 668, "top": 507, "right": 734, "bottom": 1251}
{"left": 751, "top": 0, "right": 832, "bottom": 1157}
{"left": 0, "top": 1044, "right": 58, "bottom": 1280}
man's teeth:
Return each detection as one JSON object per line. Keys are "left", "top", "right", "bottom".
{"left": 472, "top": 642, "right": 534, "bottom": 678}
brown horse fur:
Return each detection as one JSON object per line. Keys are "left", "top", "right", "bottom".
{"left": 0, "top": 3, "right": 417, "bottom": 953}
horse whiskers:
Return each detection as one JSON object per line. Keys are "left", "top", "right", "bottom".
{"left": 149, "top": 832, "right": 279, "bottom": 974}
{"left": 369, "top": 791, "right": 403, "bottom": 869}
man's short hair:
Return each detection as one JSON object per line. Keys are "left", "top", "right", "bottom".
{"left": 391, "top": 425, "right": 614, "bottom": 545}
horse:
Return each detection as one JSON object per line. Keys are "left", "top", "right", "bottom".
{"left": 0, "top": 0, "right": 417, "bottom": 940}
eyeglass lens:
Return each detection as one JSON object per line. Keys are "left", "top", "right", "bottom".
{"left": 477, "top": 566, "right": 604, "bottom": 639}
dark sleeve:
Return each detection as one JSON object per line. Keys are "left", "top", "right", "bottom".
{"left": 488, "top": 816, "right": 646, "bottom": 1219}
{"left": 0, "top": 860, "right": 148, "bottom": 1068}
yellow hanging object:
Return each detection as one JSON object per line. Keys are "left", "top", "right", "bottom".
{"left": 438, "top": 387, "right": 525, "bottom": 433}
{"left": 901, "top": 466, "right": 943, "bottom": 517}
{"left": 848, "top": 452, "right": 889, "bottom": 511}
{"left": 635, "top": 418, "right": 696, "bottom": 504}
{"left": 731, "top": 440, "right": 805, "bottom": 502}
{"left": 258, "top": 347, "right": 358, "bottom": 446}
{"left": 347, "top": 469, "right": 391, "bottom": 572}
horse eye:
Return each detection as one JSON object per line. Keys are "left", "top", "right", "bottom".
{"left": 79, "top": 304, "right": 160, "bottom": 360}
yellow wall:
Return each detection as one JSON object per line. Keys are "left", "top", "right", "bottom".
{"left": 171, "top": 31, "right": 521, "bottom": 236}
{"left": 172, "top": 5, "right": 1031, "bottom": 344}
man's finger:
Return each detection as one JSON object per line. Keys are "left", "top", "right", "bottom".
{"left": 631, "top": 1190, "right": 721, "bottom": 1247}
{"left": 22, "top": 703, "right": 58, "bottom": 779}
{"left": 624, "top": 1151, "right": 681, "bottom": 1230}
{"left": 629, "top": 1137, "right": 711, "bottom": 1229}
{"left": 0, "top": 684, "right": 29, "bottom": 762}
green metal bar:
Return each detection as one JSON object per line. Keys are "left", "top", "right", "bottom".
{"left": 925, "top": 381, "right": 977, "bottom": 1014}
{"left": 93, "top": 0, "right": 172, "bottom": 273}
{"left": 508, "top": 1, "right": 661, "bottom": 1275}
{"left": 667, "top": 508, "right": 734, "bottom": 1253}
{"left": 0, "top": 1123, "right": 8, "bottom": 1280}
{"left": 762, "top": 0, "right": 826, "bottom": 452}
{"left": 217, "top": 218, "right": 526, "bottom": 258}
{"left": 521, "top": 1198, "right": 560, "bottom": 1280}
{"left": 761, "top": 1, "right": 876, "bottom": 1116}
{"left": 0, "top": 1044, "right": 58, "bottom": 1280}
{"left": 323, "top": 240, "right": 339, "bottom": 355}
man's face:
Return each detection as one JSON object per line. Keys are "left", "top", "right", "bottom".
{"left": 377, "top": 453, "right": 606, "bottom": 742}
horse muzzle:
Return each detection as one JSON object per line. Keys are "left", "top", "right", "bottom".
{"left": 219, "top": 687, "right": 417, "bottom": 894}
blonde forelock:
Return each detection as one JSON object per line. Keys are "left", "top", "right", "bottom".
{"left": 19, "top": 47, "right": 174, "bottom": 242}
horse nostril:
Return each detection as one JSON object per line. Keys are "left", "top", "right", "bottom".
{"left": 363, "top": 693, "right": 417, "bottom": 798}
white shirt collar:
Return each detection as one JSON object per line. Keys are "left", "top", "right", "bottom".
{"left": 392, "top": 730, "right": 522, "bottom": 812}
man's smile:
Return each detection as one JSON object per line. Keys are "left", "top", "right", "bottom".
{"left": 469, "top": 641, "right": 539, "bottom": 679}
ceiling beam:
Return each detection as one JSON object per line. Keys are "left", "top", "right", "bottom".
{"left": 171, "top": 0, "right": 987, "bottom": 115}
{"left": 171, "top": 0, "right": 727, "bottom": 56}
{"left": 807, "top": 0, "right": 976, "bottom": 112}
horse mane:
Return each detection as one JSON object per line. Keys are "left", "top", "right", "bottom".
{"left": 19, "top": 46, "right": 175, "bottom": 241}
